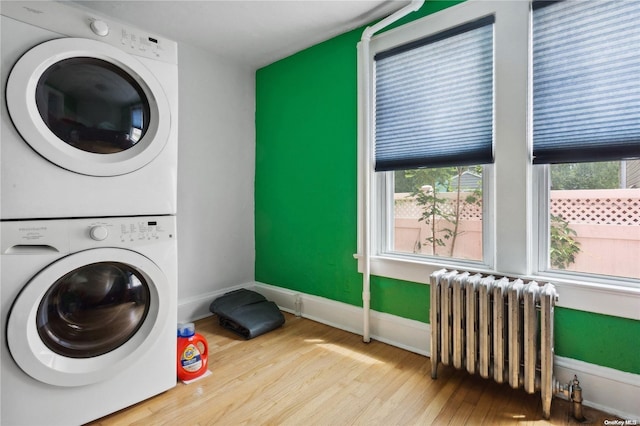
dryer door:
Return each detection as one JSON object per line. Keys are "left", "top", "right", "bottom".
{"left": 7, "top": 248, "right": 170, "bottom": 387}
{"left": 6, "top": 38, "right": 171, "bottom": 176}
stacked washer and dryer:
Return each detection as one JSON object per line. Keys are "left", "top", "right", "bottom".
{"left": 1, "top": 2, "right": 179, "bottom": 424}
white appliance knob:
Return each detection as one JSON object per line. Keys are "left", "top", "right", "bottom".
{"left": 90, "top": 226, "right": 109, "bottom": 241}
{"left": 90, "top": 20, "right": 110, "bottom": 37}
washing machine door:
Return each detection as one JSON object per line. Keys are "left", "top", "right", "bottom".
{"left": 7, "top": 248, "right": 170, "bottom": 387}
{"left": 5, "top": 37, "right": 171, "bottom": 176}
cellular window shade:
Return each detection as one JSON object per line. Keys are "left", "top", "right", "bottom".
{"left": 532, "top": 1, "right": 640, "bottom": 164}
{"left": 374, "top": 16, "right": 494, "bottom": 172}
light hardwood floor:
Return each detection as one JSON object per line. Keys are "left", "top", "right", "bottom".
{"left": 89, "top": 313, "right": 619, "bottom": 425}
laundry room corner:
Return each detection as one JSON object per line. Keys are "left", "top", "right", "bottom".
{"left": 176, "top": 42, "right": 256, "bottom": 322}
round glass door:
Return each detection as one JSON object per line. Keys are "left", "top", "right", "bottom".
{"left": 37, "top": 261, "right": 150, "bottom": 358}
{"left": 36, "top": 58, "right": 151, "bottom": 155}
{"left": 7, "top": 248, "right": 169, "bottom": 387}
{"left": 6, "top": 38, "right": 171, "bottom": 176}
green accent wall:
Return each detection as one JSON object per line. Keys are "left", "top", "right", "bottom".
{"left": 255, "top": 26, "right": 362, "bottom": 306}
{"left": 555, "top": 308, "right": 640, "bottom": 374}
{"left": 255, "top": 1, "right": 640, "bottom": 375}
{"left": 370, "top": 276, "right": 430, "bottom": 323}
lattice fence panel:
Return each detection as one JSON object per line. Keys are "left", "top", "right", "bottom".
{"left": 396, "top": 192, "right": 640, "bottom": 225}
{"left": 395, "top": 196, "right": 482, "bottom": 220}
{"left": 551, "top": 196, "right": 640, "bottom": 225}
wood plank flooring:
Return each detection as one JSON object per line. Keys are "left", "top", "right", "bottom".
{"left": 88, "top": 313, "right": 620, "bottom": 425}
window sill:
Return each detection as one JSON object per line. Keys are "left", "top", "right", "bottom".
{"left": 354, "top": 253, "right": 640, "bottom": 321}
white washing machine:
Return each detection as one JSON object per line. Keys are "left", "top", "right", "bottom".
{"left": 0, "top": 215, "right": 177, "bottom": 425}
{"left": 1, "top": 1, "right": 178, "bottom": 219}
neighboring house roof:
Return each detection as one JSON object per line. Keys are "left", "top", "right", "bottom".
{"left": 450, "top": 171, "right": 481, "bottom": 191}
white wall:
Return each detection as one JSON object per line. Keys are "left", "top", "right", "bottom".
{"left": 177, "top": 43, "right": 255, "bottom": 321}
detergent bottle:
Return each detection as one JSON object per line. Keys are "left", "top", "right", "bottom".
{"left": 177, "top": 323, "right": 209, "bottom": 381}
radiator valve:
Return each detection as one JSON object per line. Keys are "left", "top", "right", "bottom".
{"left": 570, "top": 375, "right": 585, "bottom": 421}
{"left": 554, "top": 375, "right": 585, "bottom": 421}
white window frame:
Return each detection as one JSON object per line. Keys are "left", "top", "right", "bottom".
{"left": 356, "top": 0, "right": 640, "bottom": 321}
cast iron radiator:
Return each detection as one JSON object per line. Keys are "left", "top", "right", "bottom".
{"left": 429, "top": 269, "right": 584, "bottom": 420}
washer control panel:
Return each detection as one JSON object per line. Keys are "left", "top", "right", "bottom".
{"left": 0, "top": 216, "right": 176, "bottom": 255}
{"left": 84, "top": 217, "right": 175, "bottom": 247}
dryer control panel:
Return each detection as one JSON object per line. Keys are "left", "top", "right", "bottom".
{"left": 0, "top": 1, "right": 177, "bottom": 64}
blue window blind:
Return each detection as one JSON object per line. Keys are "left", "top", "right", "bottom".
{"left": 374, "top": 16, "right": 494, "bottom": 172}
{"left": 532, "top": 1, "right": 640, "bottom": 164}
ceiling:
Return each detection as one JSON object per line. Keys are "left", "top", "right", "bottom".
{"left": 74, "top": 0, "right": 411, "bottom": 69}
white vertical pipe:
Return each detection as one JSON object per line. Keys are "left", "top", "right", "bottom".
{"left": 359, "top": 0, "right": 424, "bottom": 343}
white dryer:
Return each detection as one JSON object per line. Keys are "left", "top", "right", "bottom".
{"left": 1, "top": 215, "right": 177, "bottom": 425}
{"left": 1, "top": 1, "right": 178, "bottom": 219}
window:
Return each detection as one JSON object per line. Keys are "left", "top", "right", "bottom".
{"left": 371, "top": 11, "right": 494, "bottom": 266}
{"left": 533, "top": 1, "right": 640, "bottom": 281}
{"left": 358, "top": 0, "right": 639, "bottom": 290}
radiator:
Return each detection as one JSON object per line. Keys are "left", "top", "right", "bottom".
{"left": 429, "top": 269, "right": 584, "bottom": 420}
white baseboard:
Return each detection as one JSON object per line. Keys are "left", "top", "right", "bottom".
{"left": 250, "top": 281, "right": 430, "bottom": 355}
{"left": 554, "top": 356, "right": 640, "bottom": 420}
{"left": 182, "top": 282, "right": 639, "bottom": 419}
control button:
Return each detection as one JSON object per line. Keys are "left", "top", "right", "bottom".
{"left": 90, "top": 226, "right": 109, "bottom": 241}
{"left": 90, "top": 20, "right": 110, "bottom": 37}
